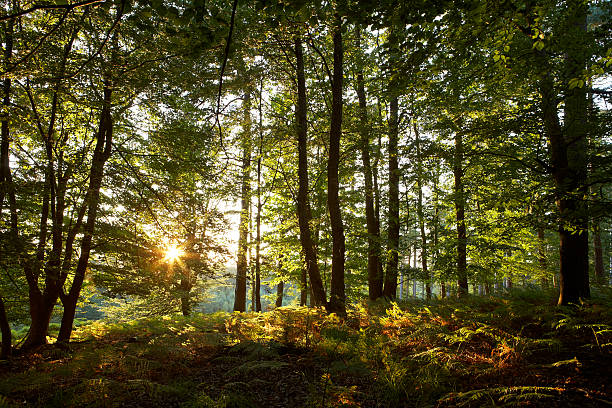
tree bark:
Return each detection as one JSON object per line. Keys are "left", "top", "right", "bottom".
{"left": 593, "top": 223, "right": 604, "bottom": 283}
{"left": 275, "top": 281, "right": 284, "bottom": 308}
{"left": 294, "top": 36, "right": 327, "bottom": 307}
{"left": 414, "top": 120, "right": 430, "bottom": 299}
{"left": 538, "top": 225, "right": 548, "bottom": 287}
{"left": 234, "top": 92, "right": 252, "bottom": 312}
{"left": 255, "top": 82, "right": 264, "bottom": 312}
{"left": 0, "top": 296, "right": 11, "bottom": 358}
{"left": 383, "top": 96, "right": 400, "bottom": 299}
{"left": 355, "top": 29, "right": 383, "bottom": 301}
{"left": 0, "top": 14, "right": 17, "bottom": 235}
{"left": 326, "top": 17, "right": 346, "bottom": 317}
{"left": 454, "top": 131, "right": 468, "bottom": 297}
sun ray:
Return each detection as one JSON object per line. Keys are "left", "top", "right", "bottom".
{"left": 163, "top": 243, "right": 185, "bottom": 263}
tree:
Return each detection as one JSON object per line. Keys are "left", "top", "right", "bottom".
{"left": 326, "top": 14, "right": 346, "bottom": 316}
{"left": 295, "top": 35, "right": 327, "bottom": 307}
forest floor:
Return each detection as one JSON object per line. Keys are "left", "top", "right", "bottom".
{"left": 1, "top": 288, "right": 611, "bottom": 408}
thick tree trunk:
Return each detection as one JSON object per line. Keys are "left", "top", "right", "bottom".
{"left": 327, "top": 18, "right": 346, "bottom": 317}
{"left": 0, "top": 296, "right": 11, "bottom": 358}
{"left": 234, "top": 92, "right": 251, "bottom": 312}
{"left": 534, "top": 3, "right": 589, "bottom": 305}
{"left": 383, "top": 96, "right": 400, "bottom": 299}
{"left": 454, "top": 132, "right": 468, "bottom": 297}
{"left": 355, "top": 29, "right": 383, "bottom": 301}
{"left": 294, "top": 36, "right": 327, "bottom": 307}
{"left": 23, "top": 292, "right": 55, "bottom": 349}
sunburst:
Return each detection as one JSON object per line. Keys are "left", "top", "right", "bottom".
{"left": 163, "top": 244, "right": 184, "bottom": 262}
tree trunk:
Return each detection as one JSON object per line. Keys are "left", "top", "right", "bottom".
{"left": 454, "top": 131, "right": 468, "bottom": 297}
{"left": 294, "top": 36, "right": 327, "bottom": 307}
{"left": 23, "top": 291, "right": 55, "bottom": 349}
{"left": 533, "top": 3, "right": 589, "bottom": 305}
{"left": 538, "top": 225, "right": 548, "bottom": 287}
{"left": 255, "top": 82, "right": 264, "bottom": 312}
{"left": 355, "top": 28, "right": 383, "bottom": 301}
{"left": 414, "top": 120, "right": 430, "bottom": 299}
{"left": 0, "top": 296, "right": 11, "bottom": 358}
{"left": 234, "top": 92, "right": 251, "bottom": 312}
{"left": 275, "top": 281, "right": 284, "bottom": 308}
{"left": 0, "top": 14, "right": 17, "bottom": 235}
{"left": 58, "top": 81, "right": 114, "bottom": 342}
{"left": 384, "top": 96, "right": 400, "bottom": 299}
{"left": 179, "top": 266, "right": 193, "bottom": 317}
{"left": 434, "top": 170, "right": 441, "bottom": 298}
{"left": 593, "top": 223, "right": 604, "bottom": 283}
{"left": 326, "top": 17, "right": 346, "bottom": 317}
{"left": 300, "top": 269, "right": 308, "bottom": 306}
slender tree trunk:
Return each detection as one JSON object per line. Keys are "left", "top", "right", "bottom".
{"left": 433, "top": 170, "right": 441, "bottom": 298}
{"left": 454, "top": 132, "right": 468, "bottom": 297}
{"left": 234, "top": 92, "right": 252, "bottom": 312}
{"left": 0, "top": 14, "right": 17, "bottom": 234}
{"left": 0, "top": 15, "right": 15, "bottom": 359}
{"left": 414, "top": 121, "right": 430, "bottom": 299}
{"left": 538, "top": 225, "right": 548, "bottom": 287}
{"left": 327, "top": 18, "right": 346, "bottom": 317}
{"left": 593, "top": 223, "right": 604, "bottom": 283}
{"left": 384, "top": 96, "right": 400, "bottom": 299}
{"left": 255, "top": 83, "right": 264, "bottom": 312}
{"left": 0, "top": 296, "right": 11, "bottom": 358}
{"left": 300, "top": 269, "right": 308, "bottom": 306}
{"left": 276, "top": 281, "right": 284, "bottom": 308}
{"left": 355, "top": 28, "right": 383, "bottom": 300}
{"left": 180, "top": 276, "right": 192, "bottom": 317}
{"left": 294, "top": 36, "right": 327, "bottom": 307}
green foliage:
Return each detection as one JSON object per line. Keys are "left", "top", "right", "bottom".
{"left": 1, "top": 291, "right": 611, "bottom": 406}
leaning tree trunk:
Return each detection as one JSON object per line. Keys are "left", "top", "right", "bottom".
{"left": 22, "top": 19, "right": 83, "bottom": 349}
{"left": 326, "top": 17, "right": 346, "bottom": 317}
{"left": 383, "top": 96, "right": 400, "bottom": 299}
{"left": 58, "top": 80, "right": 114, "bottom": 342}
{"left": 453, "top": 131, "right": 468, "bottom": 297}
{"left": 234, "top": 92, "right": 252, "bottom": 312}
{"left": 295, "top": 36, "right": 327, "bottom": 307}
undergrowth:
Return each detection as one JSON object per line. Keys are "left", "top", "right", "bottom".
{"left": 0, "top": 288, "right": 610, "bottom": 407}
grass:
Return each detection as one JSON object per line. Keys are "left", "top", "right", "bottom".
{"left": 0, "top": 288, "right": 610, "bottom": 407}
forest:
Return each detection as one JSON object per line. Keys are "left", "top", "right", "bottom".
{"left": 0, "top": 0, "right": 611, "bottom": 406}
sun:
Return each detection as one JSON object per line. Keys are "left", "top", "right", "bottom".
{"left": 163, "top": 244, "right": 184, "bottom": 262}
